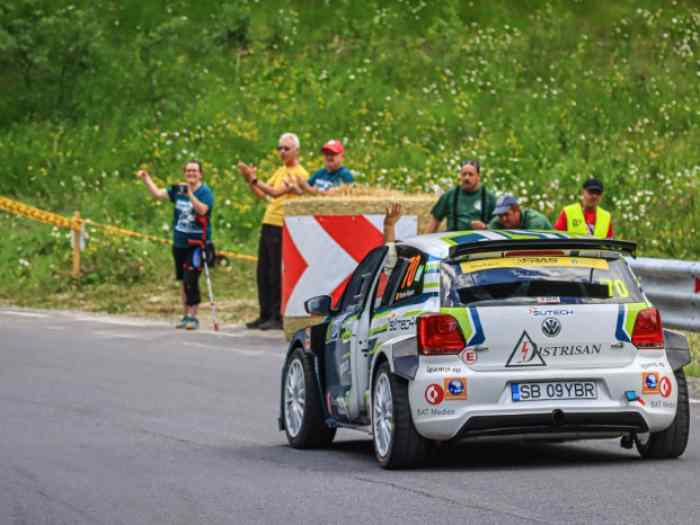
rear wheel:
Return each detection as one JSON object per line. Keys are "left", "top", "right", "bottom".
{"left": 283, "top": 348, "right": 336, "bottom": 448}
{"left": 635, "top": 369, "right": 690, "bottom": 459}
{"left": 372, "top": 362, "right": 427, "bottom": 469}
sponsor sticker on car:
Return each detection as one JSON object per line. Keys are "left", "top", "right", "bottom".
{"left": 642, "top": 372, "right": 660, "bottom": 394}
{"left": 443, "top": 377, "right": 467, "bottom": 401}
{"left": 460, "top": 256, "right": 609, "bottom": 274}
{"left": 659, "top": 376, "right": 673, "bottom": 398}
{"left": 424, "top": 384, "right": 444, "bottom": 405}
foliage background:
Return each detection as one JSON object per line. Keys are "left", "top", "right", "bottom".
{"left": 0, "top": 0, "right": 698, "bottom": 339}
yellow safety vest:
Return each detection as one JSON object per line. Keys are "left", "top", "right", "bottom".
{"left": 563, "top": 203, "right": 611, "bottom": 238}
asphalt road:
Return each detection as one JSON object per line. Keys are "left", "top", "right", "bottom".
{"left": 1, "top": 308, "right": 699, "bottom": 525}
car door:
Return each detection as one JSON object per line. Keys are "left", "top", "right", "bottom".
{"left": 325, "top": 246, "right": 388, "bottom": 422}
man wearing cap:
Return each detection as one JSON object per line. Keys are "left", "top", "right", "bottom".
{"left": 238, "top": 132, "right": 309, "bottom": 330}
{"left": 293, "top": 139, "right": 353, "bottom": 194}
{"left": 554, "top": 178, "right": 613, "bottom": 238}
{"left": 426, "top": 160, "right": 497, "bottom": 233}
{"left": 488, "top": 194, "right": 552, "bottom": 230}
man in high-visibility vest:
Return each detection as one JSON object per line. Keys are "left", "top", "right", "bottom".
{"left": 554, "top": 178, "right": 613, "bottom": 238}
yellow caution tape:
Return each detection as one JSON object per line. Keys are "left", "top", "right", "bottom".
{"left": 0, "top": 196, "right": 257, "bottom": 263}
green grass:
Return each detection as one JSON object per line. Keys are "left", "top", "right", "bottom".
{"left": 1, "top": 1, "right": 699, "bottom": 356}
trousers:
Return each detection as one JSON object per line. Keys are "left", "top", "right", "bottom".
{"left": 256, "top": 224, "right": 282, "bottom": 321}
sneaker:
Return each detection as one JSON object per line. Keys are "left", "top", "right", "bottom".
{"left": 176, "top": 316, "right": 190, "bottom": 329}
{"left": 245, "top": 317, "right": 267, "bottom": 329}
{"left": 186, "top": 317, "right": 200, "bottom": 331}
{"left": 258, "top": 318, "right": 283, "bottom": 331}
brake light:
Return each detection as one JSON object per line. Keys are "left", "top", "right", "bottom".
{"left": 417, "top": 313, "right": 466, "bottom": 355}
{"left": 631, "top": 307, "right": 664, "bottom": 349}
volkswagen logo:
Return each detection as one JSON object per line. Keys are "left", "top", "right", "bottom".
{"left": 541, "top": 317, "right": 561, "bottom": 338}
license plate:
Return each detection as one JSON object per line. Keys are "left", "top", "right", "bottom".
{"left": 511, "top": 381, "right": 597, "bottom": 402}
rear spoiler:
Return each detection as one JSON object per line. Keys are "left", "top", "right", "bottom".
{"left": 448, "top": 238, "right": 637, "bottom": 260}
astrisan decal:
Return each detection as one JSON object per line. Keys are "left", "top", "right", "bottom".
{"left": 642, "top": 372, "right": 660, "bottom": 394}
{"left": 424, "top": 383, "right": 444, "bottom": 405}
{"left": 659, "top": 376, "right": 672, "bottom": 398}
{"left": 443, "top": 377, "right": 467, "bottom": 400}
{"left": 506, "top": 331, "right": 546, "bottom": 367}
{"left": 539, "top": 343, "right": 602, "bottom": 357}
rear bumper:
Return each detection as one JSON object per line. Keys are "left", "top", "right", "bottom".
{"left": 454, "top": 410, "right": 648, "bottom": 441}
{"left": 410, "top": 353, "right": 678, "bottom": 441}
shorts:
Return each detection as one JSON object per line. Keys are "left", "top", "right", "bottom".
{"left": 172, "top": 246, "right": 194, "bottom": 281}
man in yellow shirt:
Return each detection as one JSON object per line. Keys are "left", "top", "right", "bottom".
{"left": 238, "top": 132, "right": 309, "bottom": 330}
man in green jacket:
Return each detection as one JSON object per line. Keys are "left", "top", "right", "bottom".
{"left": 426, "top": 160, "right": 497, "bottom": 232}
{"left": 488, "top": 194, "right": 552, "bottom": 230}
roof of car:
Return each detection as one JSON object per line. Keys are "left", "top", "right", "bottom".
{"left": 399, "top": 230, "right": 636, "bottom": 260}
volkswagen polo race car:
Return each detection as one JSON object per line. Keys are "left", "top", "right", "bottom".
{"left": 278, "top": 231, "right": 691, "bottom": 469}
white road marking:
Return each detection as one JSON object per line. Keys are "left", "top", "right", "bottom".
{"left": 46, "top": 325, "right": 66, "bottom": 331}
{"left": 182, "top": 341, "right": 284, "bottom": 359}
{"left": 690, "top": 399, "right": 700, "bottom": 404}
{"left": 91, "top": 331, "right": 145, "bottom": 340}
{"left": 75, "top": 316, "right": 161, "bottom": 327}
{"left": 0, "top": 311, "right": 48, "bottom": 318}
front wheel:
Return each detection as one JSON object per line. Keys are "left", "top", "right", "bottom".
{"left": 283, "top": 349, "right": 336, "bottom": 449}
{"left": 372, "top": 362, "right": 427, "bottom": 469}
{"left": 636, "top": 369, "right": 690, "bottom": 459}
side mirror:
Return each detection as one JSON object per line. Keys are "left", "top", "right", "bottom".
{"left": 304, "top": 295, "right": 332, "bottom": 316}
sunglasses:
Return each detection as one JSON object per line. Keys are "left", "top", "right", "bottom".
{"left": 277, "top": 145, "right": 293, "bottom": 152}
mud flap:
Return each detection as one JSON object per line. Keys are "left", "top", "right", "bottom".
{"left": 664, "top": 329, "right": 691, "bottom": 371}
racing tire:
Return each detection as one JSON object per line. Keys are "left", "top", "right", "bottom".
{"left": 282, "top": 348, "right": 336, "bottom": 449}
{"left": 636, "top": 368, "right": 690, "bottom": 459}
{"left": 372, "top": 362, "right": 427, "bottom": 469}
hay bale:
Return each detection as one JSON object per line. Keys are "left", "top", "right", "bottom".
{"left": 281, "top": 185, "right": 442, "bottom": 339}
{"left": 283, "top": 185, "right": 439, "bottom": 234}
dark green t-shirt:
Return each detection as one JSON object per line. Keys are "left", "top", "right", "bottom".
{"left": 431, "top": 186, "right": 497, "bottom": 231}
{"left": 488, "top": 208, "right": 552, "bottom": 230}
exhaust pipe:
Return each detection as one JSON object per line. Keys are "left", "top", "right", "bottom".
{"left": 552, "top": 409, "right": 565, "bottom": 426}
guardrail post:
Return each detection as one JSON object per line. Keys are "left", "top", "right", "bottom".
{"left": 72, "top": 211, "right": 81, "bottom": 279}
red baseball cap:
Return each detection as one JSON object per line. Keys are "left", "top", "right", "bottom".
{"left": 321, "top": 139, "right": 344, "bottom": 155}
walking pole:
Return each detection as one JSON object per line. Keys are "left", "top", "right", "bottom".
{"left": 201, "top": 254, "right": 219, "bottom": 331}
{"left": 194, "top": 215, "right": 219, "bottom": 332}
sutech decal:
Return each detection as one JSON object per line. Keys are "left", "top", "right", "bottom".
{"left": 506, "top": 331, "right": 546, "bottom": 368}
{"left": 424, "top": 384, "right": 445, "bottom": 405}
{"left": 642, "top": 372, "right": 660, "bottom": 394}
{"left": 659, "top": 376, "right": 673, "bottom": 398}
{"left": 443, "top": 377, "right": 467, "bottom": 401}
{"left": 529, "top": 308, "right": 575, "bottom": 317}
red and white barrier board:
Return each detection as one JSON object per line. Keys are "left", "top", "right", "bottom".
{"left": 282, "top": 215, "right": 417, "bottom": 317}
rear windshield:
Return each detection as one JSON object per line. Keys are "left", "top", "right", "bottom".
{"left": 441, "top": 256, "right": 643, "bottom": 307}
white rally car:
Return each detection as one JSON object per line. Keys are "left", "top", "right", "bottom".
{"left": 278, "top": 231, "right": 691, "bottom": 469}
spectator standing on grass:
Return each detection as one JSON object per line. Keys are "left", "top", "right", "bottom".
{"left": 137, "top": 161, "right": 214, "bottom": 330}
{"left": 487, "top": 194, "right": 552, "bottom": 230}
{"left": 238, "top": 132, "right": 309, "bottom": 331}
{"left": 426, "top": 160, "right": 497, "bottom": 233}
{"left": 290, "top": 139, "right": 353, "bottom": 195}
{"left": 554, "top": 178, "right": 613, "bottom": 239}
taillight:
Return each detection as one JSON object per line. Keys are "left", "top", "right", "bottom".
{"left": 417, "top": 313, "right": 466, "bottom": 355}
{"left": 631, "top": 307, "right": 664, "bottom": 349}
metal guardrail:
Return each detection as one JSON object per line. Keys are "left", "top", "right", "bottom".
{"left": 627, "top": 257, "right": 700, "bottom": 332}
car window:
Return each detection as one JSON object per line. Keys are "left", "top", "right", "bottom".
{"left": 377, "top": 246, "right": 425, "bottom": 308}
{"left": 441, "top": 255, "right": 642, "bottom": 307}
{"left": 338, "top": 245, "right": 388, "bottom": 314}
